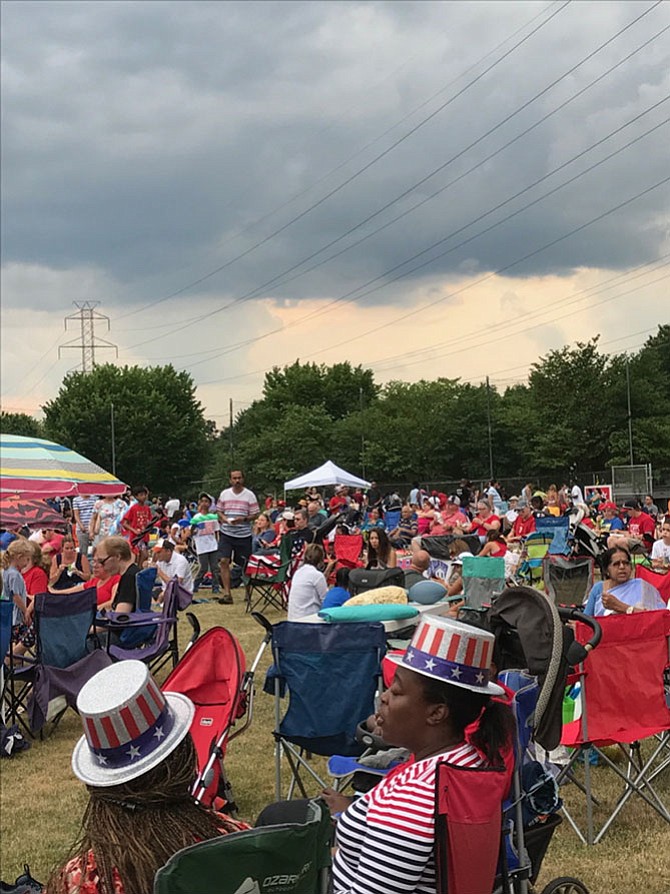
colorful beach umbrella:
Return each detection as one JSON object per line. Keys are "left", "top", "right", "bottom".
{"left": 0, "top": 434, "right": 126, "bottom": 498}
{"left": 0, "top": 495, "right": 68, "bottom": 530}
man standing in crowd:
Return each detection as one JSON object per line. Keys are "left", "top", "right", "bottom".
{"left": 73, "top": 492, "right": 97, "bottom": 557}
{"left": 217, "top": 470, "right": 259, "bottom": 605}
{"left": 121, "top": 485, "right": 154, "bottom": 568}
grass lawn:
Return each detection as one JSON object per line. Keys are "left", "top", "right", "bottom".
{"left": 1, "top": 592, "right": 669, "bottom": 892}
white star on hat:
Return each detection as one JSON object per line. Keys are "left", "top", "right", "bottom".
{"left": 97, "top": 754, "right": 108, "bottom": 766}
{"left": 127, "top": 745, "right": 141, "bottom": 760}
{"left": 153, "top": 726, "right": 165, "bottom": 741}
{"left": 424, "top": 658, "right": 436, "bottom": 671}
{"left": 406, "top": 649, "right": 415, "bottom": 664}
{"left": 451, "top": 667, "right": 462, "bottom": 679}
{"left": 475, "top": 672, "right": 485, "bottom": 684}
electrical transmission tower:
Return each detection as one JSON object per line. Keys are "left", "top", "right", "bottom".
{"left": 59, "top": 301, "right": 118, "bottom": 372}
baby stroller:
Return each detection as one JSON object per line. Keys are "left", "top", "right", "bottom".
{"left": 161, "top": 618, "right": 272, "bottom": 813}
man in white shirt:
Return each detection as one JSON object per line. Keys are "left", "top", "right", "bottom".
{"left": 164, "top": 496, "right": 181, "bottom": 519}
{"left": 216, "top": 469, "right": 259, "bottom": 605}
{"left": 153, "top": 538, "right": 193, "bottom": 599}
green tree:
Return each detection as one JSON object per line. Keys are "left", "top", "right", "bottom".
{"left": 42, "top": 364, "right": 211, "bottom": 495}
{"left": 262, "top": 361, "right": 378, "bottom": 420}
{"left": 0, "top": 412, "right": 43, "bottom": 438}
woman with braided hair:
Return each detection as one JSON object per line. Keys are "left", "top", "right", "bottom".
{"left": 46, "top": 661, "right": 248, "bottom": 894}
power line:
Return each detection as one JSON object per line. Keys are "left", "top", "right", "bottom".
{"left": 114, "top": 3, "right": 564, "bottom": 326}
{"left": 123, "top": 6, "right": 667, "bottom": 357}
{"left": 58, "top": 302, "right": 118, "bottom": 372}
{"left": 197, "top": 175, "right": 670, "bottom": 386}
{"left": 113, "top": 0, "right": 572, "bottom": 325}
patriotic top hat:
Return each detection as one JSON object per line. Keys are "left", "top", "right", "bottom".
{"left": 72, "top": 660, "right": 194, "bottom": 787}
{"left": 387, "top": 615, "right": 503, "bottom": 696}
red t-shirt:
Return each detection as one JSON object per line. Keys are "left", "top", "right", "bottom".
{"left": 329, "top": 496, "right": 348, "bottom": 514}
{"left": 470, "top": 515, "right": 500, "bottom": 537}
{"left": 628, "top": 512, "right": 655, "bottom": 539}
{"left": 88, "top": 574, "right": 121, "bottom": 607}
{"left": 512, "top": 515, "right": 536, "bottom": 538}
{"left": 22, "top": 565, "right": 48, "bottom": 596}
{"left": 122, "top": 503, "right": 154, "bottom": 543}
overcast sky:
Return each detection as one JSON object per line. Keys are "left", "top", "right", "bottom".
{"left": 1, "top": 0, "right": 668, "bottom": 424}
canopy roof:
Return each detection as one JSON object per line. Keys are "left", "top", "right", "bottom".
{"left": 284, "top": 460, "right": 370, "bottom": 491}
{"left": 0, "top": 434, "right": 126, "bottom": 498}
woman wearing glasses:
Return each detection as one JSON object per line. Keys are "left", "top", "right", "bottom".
{"left": 583, "top": 546, "right": 664, "bottom": 616}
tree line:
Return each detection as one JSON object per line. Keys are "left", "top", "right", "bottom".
{"left": 2, "top": 325, "right": 668, "bottom": 495}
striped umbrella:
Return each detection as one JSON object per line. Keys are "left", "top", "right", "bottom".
{"left": 0, "top": 495, "right": 68, "bottom": 530}
{"left": 0, "top": 434, "right": 126, "bottom": 498}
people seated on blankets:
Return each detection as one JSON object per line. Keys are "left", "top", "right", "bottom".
{"left": 52, "top": 550, "right": 121, "bottom": 610}
{"left": 28, "top": 527, "right": 64, "bottom": 559}
{"left": 366, "top": 529, "right": 397, "bottom": 570}
{"left": 389, "top": 504, "right": 418, "bottom": 548}
{"left": 583, "top": 546, "right": 665, "bottom": 616}
{"left": 507, "top": 502, "right": 536, "bottom": 542}
{"left": 322, "top": 566, "right": 353, "bottom": 610}
{"left": 121, "top": 485, "right": 154, "bottom": 566}
{"left": 403, "top": 549, "right": 431, "bottom": 589}
{"left": 287, "top": 543, "right": 332, "bottom": 620}
{"left": 322, "top": 616, "right": 514, "bottom": 894}
{"left": 651, "top": 520, "right": 670, "bottom": 569}
{"left": 596, "top": 501, "right": 625, "bottom": 535}
{"left": 45, "top": 661, "right": 248, "bottom": 894}
{"left": 469, "top": 501, "right": 501, "bottom": 542}
{"left": 251, "top": 511, "right": 279, "bottom": 552}
{"left": 49, "top": 535, "right": 91, "bottom": 590}
{"left": 360, "top": 507, "right": 385, "bottom": 533}
{"left": 477, "top": 529, "right": 507, "bottom": 558}
{"left": 153, "top": 538, "right": 193, "bottom": 601}
{"left": 607, "top": 499, "right": 657, "bottom": 552}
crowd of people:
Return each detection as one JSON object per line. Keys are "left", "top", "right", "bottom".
{"left": 1, "top": 469, "right": 670, "bottom": 894}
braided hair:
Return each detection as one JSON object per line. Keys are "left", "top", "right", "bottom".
{"left": 47, "top": 735, "right": 236, "bottom": 894}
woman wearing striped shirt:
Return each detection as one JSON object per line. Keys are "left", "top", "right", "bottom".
{"left": 328, "top": 616, "right": 514, "bottom": 894}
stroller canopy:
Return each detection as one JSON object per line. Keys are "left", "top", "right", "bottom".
{"left": 284, "top": 461, "right": 370, "bottom": 491}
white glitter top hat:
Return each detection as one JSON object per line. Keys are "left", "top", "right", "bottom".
{"left": 72, "top": 660, "right": 194, "bottom": 787}
{"left": 387, "top": 615, "right": 504, "bottom": 696}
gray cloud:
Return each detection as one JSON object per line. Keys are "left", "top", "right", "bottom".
{"left": 2, "top": 0, "right": 669, "bottom": 320}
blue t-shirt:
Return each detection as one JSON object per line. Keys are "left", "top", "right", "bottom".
{"left": 2, "top": 565, "right": 28, "bottom": 625}
{"left": 321, "top": 586, "right": 351, "bottom": 610}
{"left": 600, "top": 517, "right": 624, "bottom": 532}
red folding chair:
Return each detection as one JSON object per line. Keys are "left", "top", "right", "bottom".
{"left": 333, "top": 533, "right": 363, "bottom": 570}
{"left": 560, "top": 611, "right": 670, "bottom": 843}
{"left": 635, "top": 563, "right": 670, "bottom": 603}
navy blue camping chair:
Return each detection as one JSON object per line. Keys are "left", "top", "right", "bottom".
{"left": 264, "top": 621, "right": 386, "bottom": 799}
{"left": 0, "top": 599, "right": 14, "bottom": 725}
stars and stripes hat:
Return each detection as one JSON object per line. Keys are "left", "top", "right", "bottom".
{"left": 387, "top": 615, "right": 503, "bottom": 696}
{"left": 72, "top": 660, "right": 194, "bottom": 787}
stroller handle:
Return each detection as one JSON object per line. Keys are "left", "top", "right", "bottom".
{"left": 558, "top": 607, "right": 602, "bottom": 665}
{"left": 251, "top": 611, "right": 274, "bottom": 637}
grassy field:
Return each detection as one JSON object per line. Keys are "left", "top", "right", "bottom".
{"left": 1, "top": 593, "right": 669, "bottom": 892}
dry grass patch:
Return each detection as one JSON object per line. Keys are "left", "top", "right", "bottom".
{"left": 1, "top": 592, "right": 668, "bottom": 892}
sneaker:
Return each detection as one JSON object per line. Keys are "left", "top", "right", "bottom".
{"left": 2, "top": 865, "right": 43, "bottom": 893}
{"left": 217, "top": 594, "right": 234, "bottom": 605}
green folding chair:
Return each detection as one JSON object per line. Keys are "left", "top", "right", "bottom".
{"left": 461, "top": 555, "right": 506, "bottom": 609}
{"left": 154, "top": 799, "right": 331, "bottom": 894}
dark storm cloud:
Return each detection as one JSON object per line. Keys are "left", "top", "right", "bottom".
{"left": 1, "top": 0, "right": 668, "bottom": 311}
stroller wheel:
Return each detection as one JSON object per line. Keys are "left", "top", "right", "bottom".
{"left": 541, "top": 878, "right": 589, "bottom": 894}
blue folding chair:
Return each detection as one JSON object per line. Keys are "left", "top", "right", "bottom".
{"left": 0, "top": 599, "right": 14, "bottom": 725}
{"left": 264, "top": 621, "right": 386, "bottom": 799}
{"left": 383, "top": 509, "right": 401, "bottom": 534}
{"left": 535, "top": 515, "right": 570, "bottom": 555}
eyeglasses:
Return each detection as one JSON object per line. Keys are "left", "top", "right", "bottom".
{"left": 95, "top": 555, "right": 112, "bottom": 566}
{"left": 610, "top": 560, "right": 631, "bottom": 568}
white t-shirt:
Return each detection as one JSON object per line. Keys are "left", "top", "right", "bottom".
{"left": 651, "top": 539, "right": 670, "bottom": 563}
{"left": 287, "top": 564, "right": 328, "bottom": 621}
{"left": 571, "top": 485, "right": 584, "bottom": 505}
{"left": 164, "top": 498, "right": 180, "bottom": 518}
{"left": 157, "top": 551, "right": 193, "bottom": 592}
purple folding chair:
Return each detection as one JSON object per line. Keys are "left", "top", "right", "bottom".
{"left": 109, "top": 578, "right": 197, "bottom": 674}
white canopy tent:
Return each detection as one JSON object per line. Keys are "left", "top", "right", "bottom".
{"left": 283, "top": 460, "right": 370, "bottom": 492}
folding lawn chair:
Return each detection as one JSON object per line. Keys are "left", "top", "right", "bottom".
{"left": 108, "top": 578, "right": 195, "bottom": 674}
{"left": 332, "top": 533, "right": 363, "bottom": 570}
{"left": 383, "top": 508, "right": 401, "bottom": 534}
{"left": 21, "top": 588, "right": 112, "bottom": 737}
{"left": 542, "top": 554, "right": 595, "bottom": 607}
{"left": 0, "top": 599, "right": 14, "bottom": 725}
{"left": 518, "top": 532, "right": 554, "bottom": 588}
{"left": 245, "top": 536, "right": 303, "bottom": 614}
{"left": 536, "top": 515, "right": 570, "bottom": 555}
{"left": 635, "top": 563, "right": 670, "bottom": 604}
{"left": 264, "top": 621, "right": 386, "bottom": 799}
{"left": 154, "top": 798, "right": 331, "bottom": 894}
{"left": 559, "top": 610, "right": 670, "bottom": 844}
{"left": 461, "top": 555, "right": 506, "bottom": 610}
